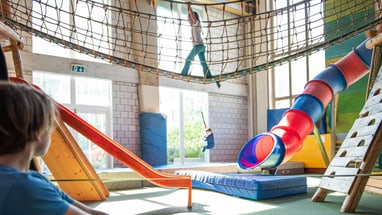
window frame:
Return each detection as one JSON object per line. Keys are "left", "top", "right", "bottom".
{"left": 270, "top": 0, "right": 325, "bottom": 109}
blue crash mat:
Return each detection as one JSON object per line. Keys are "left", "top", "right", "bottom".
{"left": 176, "top": 170, "right": 307, "bottom": 200}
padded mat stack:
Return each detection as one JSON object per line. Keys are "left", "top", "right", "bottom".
{"left": 176, "top": 170, "right": 307, "bottom": 200}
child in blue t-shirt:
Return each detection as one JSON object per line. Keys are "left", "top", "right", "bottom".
{"left": 0, "top": 82, "right": 108, "bottom": 215}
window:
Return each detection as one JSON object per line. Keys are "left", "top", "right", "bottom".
{"left": 32, "top": 0, "right": 109, "bottom": 62}
{"left": 33, "top": 71, "right": 112, "bottom": 169}
{"left": 160, "top": 87, "right": 208, "bottom": 164}
{"left": 271, "top": 0, "right": 325, "bottom": 109}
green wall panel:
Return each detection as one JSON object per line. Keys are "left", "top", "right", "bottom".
{"left": 325, "top": 0, "right": 374, "bottom": 23}
{"left": 324, "top": 0, "right": 373, "bottom": 133}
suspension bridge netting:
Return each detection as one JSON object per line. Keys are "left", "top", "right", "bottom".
{"left": 0, "top": 0, "right": 381, "bottom": 84}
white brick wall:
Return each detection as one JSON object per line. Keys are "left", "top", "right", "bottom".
{"left": 112, "top": 81, "right": 140, "bottom": 167}
{"left": 209, "top": 93, "right": 248, "bottom": 162}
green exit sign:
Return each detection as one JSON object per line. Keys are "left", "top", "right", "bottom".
{"left": 71, "top": 64, "right": 86, "bottom": 73}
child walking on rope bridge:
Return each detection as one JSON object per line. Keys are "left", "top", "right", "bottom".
{"left": 181, "top": 5, "right": 220, "bottom": 88}
{"left": 0, "top": 82, "right": 108, "bottom": 215}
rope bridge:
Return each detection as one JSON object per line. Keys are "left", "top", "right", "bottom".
{"left": 0, "top": 0, "right": 380, "bottom": 84}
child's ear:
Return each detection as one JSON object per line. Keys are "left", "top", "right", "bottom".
{"left": 34, "top": 133, "right": 42, "bottom": 143}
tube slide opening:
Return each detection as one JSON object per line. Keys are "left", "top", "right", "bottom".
{"left": 238, "top": 133, "right": 285, "bottom": 169}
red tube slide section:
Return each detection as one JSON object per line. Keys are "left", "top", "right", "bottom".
{"left": 238, "top": 39, "right": 373, "bottom": 169}
{"left": 10, "top": 77, "right": 192, "bottom": 208}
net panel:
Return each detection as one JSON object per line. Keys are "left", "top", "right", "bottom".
{"left": 0, "top": 0, "right": 380, "bottom": 84}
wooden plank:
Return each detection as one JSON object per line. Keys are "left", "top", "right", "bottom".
{"left": 322, "top": 166, "right": 360, "bottom": 178}
{"left": 319, "top": 167, "right": 359, "bottom": 193}
{"left": 335, "top": 145, "right": 370, "bottom": 158}
{"left": 348, "top": 128, "right": 377, "bottom": 138}
{"left": 361, "top": 102, "right": 382, "bottom": 116}
{"left": 346, "top": 112, "right": 382, "bottom": 131}
{"left": 340, "top": 135, "right": 373, "bottom": 148}
{"left": 346, "top": 124, "right": 379, "bottom": 138}
{"left": 363, "top": 92, "right": 382, "bottom": 107}
{"left": 319, "top": 178, "right": 354, "bottom": 193}
{"left": 328, "top": 157, "right": 364, "bottom": 167}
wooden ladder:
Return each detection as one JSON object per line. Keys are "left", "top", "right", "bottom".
{"left": 311, "top": 45, "right": 382, "bottom": 213}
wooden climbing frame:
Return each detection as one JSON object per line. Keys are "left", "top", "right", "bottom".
{"left": 312, "top": 33, "right": 382, "bottom": 213}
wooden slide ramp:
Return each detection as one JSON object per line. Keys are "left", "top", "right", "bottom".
{"left": 311, "top": 52, "right": 382, "bottom": 212}
{"left": 43, "top": 120, "right": 109, "bottom": 201}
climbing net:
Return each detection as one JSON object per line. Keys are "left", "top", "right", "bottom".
{"left": 0, "top": 0, "right": 381, "bottom": 83}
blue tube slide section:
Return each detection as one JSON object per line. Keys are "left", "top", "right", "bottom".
{"left": 238, "top": 39, "right": 373, "bottom": 169}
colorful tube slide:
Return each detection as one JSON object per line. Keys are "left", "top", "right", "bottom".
{"left": 10, "top": 77, "right": 193, "bottom": 208}
{"left": 238, "top": 39, "right": 373, "bottom": 169}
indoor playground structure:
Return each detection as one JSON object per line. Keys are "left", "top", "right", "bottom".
{"left": 1, "top": 0, "right": 382, "bottom": 213}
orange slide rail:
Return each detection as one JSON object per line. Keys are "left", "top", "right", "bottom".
{"left": 10, "top": 77, "right": 192, "bottom": 208}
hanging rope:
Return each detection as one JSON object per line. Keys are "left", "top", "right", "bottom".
{"left": 0, "top": 0, "right": 380, "bottom": 84}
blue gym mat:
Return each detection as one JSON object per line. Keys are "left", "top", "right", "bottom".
{"left": 176, "top": 170, "right": 307, "bottom": 200}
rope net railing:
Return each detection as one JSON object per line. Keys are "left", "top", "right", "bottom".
{"left": 0, "top": 0, "right": 381, "bottom": 84}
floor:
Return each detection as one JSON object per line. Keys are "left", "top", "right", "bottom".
{"left": 85, "top": 177, "right": 382, "bottom": 215}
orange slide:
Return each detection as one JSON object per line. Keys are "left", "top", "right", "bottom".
{"left": 58, "top": 103, "right": 192, "bottom": 208}
{"left": 10, "top": 77, "right": 192, "bottom": 208}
